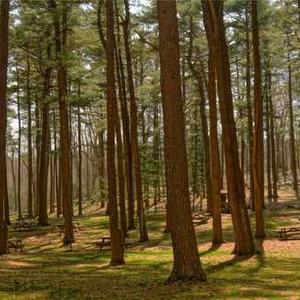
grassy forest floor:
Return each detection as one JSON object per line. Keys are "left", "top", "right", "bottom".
{"left": 1, "top": 187, "right": 300, "bottom": 299}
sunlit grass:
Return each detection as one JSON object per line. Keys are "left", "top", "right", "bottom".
{"left": 1, "top": 196, "right": 300, "bottom": 299}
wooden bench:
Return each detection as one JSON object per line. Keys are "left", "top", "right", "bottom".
{"left": 95, "top": 236, "right": 130, "bottom": 250}
{"left": 192, "top": 213, "right": 209, "bottom": 226}
{"left": 279, "top": 226, "right": 300, "bottom": 240}
{"left": 7, "top": 238, "right": 24, "bottom": 252}
{"left": 12, "top": 220, "right": 38, "bottom": 231}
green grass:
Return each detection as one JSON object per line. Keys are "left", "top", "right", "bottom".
{"left": 1, "top": 200, "right": 300, "bottom": 299}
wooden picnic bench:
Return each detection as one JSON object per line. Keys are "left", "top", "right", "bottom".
{"left": 7, "top": 238, "right": 24, "bottom": 252}
{"left": 12, "top": 220, "right": 38, "bottom": 231}
{"left": 192, "top": 213, "right": 209, "bottom": 226}
{"left": 278, "top": 226, "right": 300, "bottom": 240}
{"left": 95, "top": 236, "right": 130, "bottom": 250}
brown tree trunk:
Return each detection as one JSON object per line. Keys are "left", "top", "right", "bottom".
{"left": 265, "top": 71, "right": 272, "bottom": 202}
{"left": 114, "top": 9, "right": 134, "bottom": 229}
{"left": 77, "top": 84, "right": 83, "bottom": 216}
{"left": 268, "top": 71, "right": 278, "bottom": 200}
{"left": 104, "top": 0, "right": 124, "bottom": 265}
{"left": 26, "top": 55, "right": 33, "bottom": 218}
{"left": 203, "top": 0, "right": 255, "bottom": 255}
{"left": 158, "top": 0, "right": 206, "bottom": 283}
{"left": 287, "top": 50, "right": 299, "bottom": 197}
{"left": 252, "top": 0, "right": 265, "bottom": 238}
{"left": 0, "top": 0, "right": 9, "bottom": 255}
{"left": 123, "top": 0, "right": 148, "bottom": 242}
{"left": 51, "top": 0, "right": 74, "bottom": 243}
{"left": 34, "top": 96, "right": 41, "bottom": 216}
{"left": 245, "top": 4, "right": 254, "bottom": 209}
{"left": 187, "top": 22, "right": 213, "bottom": 216}
{"left": 201, "top": 13, "right": 223, "bottom": 245}
{"left": 37, "top": 69, "right": 51, "bottom": 226}
{"left": 16, "top": 66, "right": 22, "bottom": 219}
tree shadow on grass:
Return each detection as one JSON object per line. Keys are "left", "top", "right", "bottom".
{"left": 200, "top": 242, "right": 222, "bottom": 257}
{"left": 206, "top": 254, "right": 254, "bottom": 274}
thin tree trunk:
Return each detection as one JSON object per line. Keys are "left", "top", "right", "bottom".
{"left": 268, "top": 70, "right": 278, "bottom": 200}
{"left": 287, "top": 50, "right": 299, "bottom": 197}
{"left": 252, "top": 0, "right": 265, "bottom": 238}
{"left": 0, "top": 0, "right": 9, "bottom": 254}
{"left": 201, "top": 14, "right": 223, "bottom": 245}
{"left": 38, "top": 71, "right": 51, "bottom": 226}
{"left": 77, "top": 84, "right": 83, "bottom": 216}
{"left": 26, "top": 55, "right": 33, "bottom": 218}
{"left": 51, "top": 0, "right": 74, "bottom": 243}
{"left": 16, "top": 66, "right": 22, "bottom": 219}
{"left": 123, "top": 0, "right": 148, "bottom": 242}
{"left": 245, "top": 4, "right": 254, "bottom": 209}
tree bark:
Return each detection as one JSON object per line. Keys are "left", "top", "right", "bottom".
{"left": 158, "top": 0, "right": 206, "bottom": 283}
{"left": 203, "top": 0, "right": 255, "bottom": 255}
{"left": 105, "top": 0, "right": 124, "bottom": 265}
{"left": 287, "top": 50, "right": 299, "bottom": 197}
{"left": 201, "top": 13, "right": 223, "bottom": 245}
{"left": 123, "top": 0, "right": 148, "bottom": 242}
{"left": 0, "top": 0, "right": 9, "bottom": 255}
{"left": 51, "top": 0, "right": 74, "bottom": 243}
{"left": 245, "top": 4, "right": 254, "bottom": 209}
{"left": 252, "top": 0, "right": 266, "bottom": 238}
{"left": 26, "top": 55, "right": 33, "bottom": 218}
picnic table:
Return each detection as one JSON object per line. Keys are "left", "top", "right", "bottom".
{"left": 278, "top": 226, "right": 300, "bottom": 240}
{"left": 12, "top": 219, "right": 38, "bottom": 231}
{"left": 95, "top": 236, "right": 130, "bottom": 250}
{"left": 192, "top": 213, "right": 209, "bottom": 226}
{"left": 7, "top": 238, "right": 24, "bottom": 252}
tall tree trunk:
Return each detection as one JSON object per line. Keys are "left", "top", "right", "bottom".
{"left": 16, "top": 66, "right": 22, "bottom": 219}
{"left": 265, "top": 71, "right": 272, "bottom": 202}
{"left": 287, "top": 50, "right": 299, "bottom": 197}
{"left": 51, "top": 0, "right": 74, "bottom": 243}
{"left": 26, "top": 55, "right": 33, "bottom": 218}
{"left": 0, "top": 0, "right": 9, "bottom": 255}
{"left": 38, "top": 70, "right": 51, "bottom": 226}
{"left": 104, "top": 0, "right": 124, "bottom": 265}
{"left": 77, "top": 84, "right": 83, "bottom": 216}
{"left": 34, "top": 96, "right": 41, "bottom": 216}
{"left": 53, "top": 110, "right": 61, "bottom": 216}
{"left": 201, "top": 14, "right": 223, "bottom": 245}
{"left": 268, "top": 70, "right": 278, "bottom": 200}
{"left": 252, "top": 0, "right": 265, "bottom": 238}
{"left": 264, "top": 70, "right": 273, "bottom": 202}
{"left": 158, "top": 0, "right": 206, "bottom": 283}
{"left": 114, "top": 9, "right": 134, "bottom": 229}
{"left": 123, "top": 0, "right": 148, "bottom": 242}
{"left": 98, "top": 130, "right": 106, "bottom": 208}
{"left": 203, "top": 0, "right": 255, "bottom": 255}
{"left": 245, "top": 4, "right": 254, "bottom": 209}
